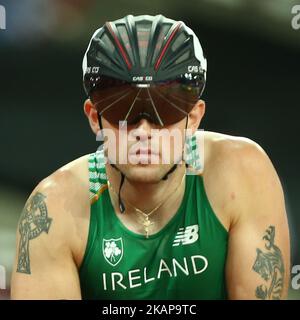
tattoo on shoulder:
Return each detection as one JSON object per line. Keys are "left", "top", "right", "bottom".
{"left": 17, "top": 192, "right": 52, "bottom": 275}
{"left": 252, "top": 225, "right": 285, "bottom": 300}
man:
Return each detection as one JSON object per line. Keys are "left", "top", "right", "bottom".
{"left": 11, "top": 14, "right": 290, "bottom": 300}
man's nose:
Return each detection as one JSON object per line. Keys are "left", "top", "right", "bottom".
{"left": 133, "top": 118, "right": 153, "bottom": 142}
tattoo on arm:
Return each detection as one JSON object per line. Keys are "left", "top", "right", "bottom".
{"left": 252, "top": 226, "right": 285, "bottom": 300}
{"left": 17, "top": 192, "right": 52, "bottom": 275}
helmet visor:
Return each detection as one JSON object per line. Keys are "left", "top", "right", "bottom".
{"left": 89, "top": 75, "right": 204, "bottom": 127}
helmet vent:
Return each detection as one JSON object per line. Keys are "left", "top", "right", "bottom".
{"left": 171, "top": 32, "right": 188, "bottom": 52}
{"left": 116, "top": 24, "right": 134, "bottom": 66}
{"left": 106, "top": 22, "right": 132, "bottom": 70}
{"left": 136, "top": 22, "right": 152, "bottom": 68}
{"left": 96, "top": 51, "right": 112, "bottom": 67}
{"left": 175, "top": 50, "right": 190, "bottom": 65}
{"left": 100, "top": 33, "right": 115, "bottom": 54}
{"left": 154, "top": 22, "right": 182, "bottom": 71}
{"left": 151, "top": 24, "right": 172, "bottom": 66}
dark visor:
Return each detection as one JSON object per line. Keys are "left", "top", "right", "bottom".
{"left": 89, "top": 74, "right": 204, "bottom": 126}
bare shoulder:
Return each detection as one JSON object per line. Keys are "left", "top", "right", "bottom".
{"left": 204, "top": 131, "right": 272, "bottom": 170}
{"left": 36, "top": 154, "right": 90, "bottom": 217}
{"left": 202, "top": 131, "right": 283, "bottom": 229}
{"left": 204, "top": 131, "right": 279, "bottom": 185}
{"left": 11, "top": 155, "right": 90, "bottom": 298}
{"left": 39, "top": 154, "right": 90, "bottom": 203}
{"left": 22, "top": 154, "right": 91, "bottom": 266}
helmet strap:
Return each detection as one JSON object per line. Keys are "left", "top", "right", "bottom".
{"left": 162, "top": 115, "right": 189, "bottom": 180}
{"left": 97, "top": 112, "right": 103, "bottom": 131}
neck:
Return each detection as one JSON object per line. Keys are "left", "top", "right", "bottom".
{"left": 106, "top": 164, "right": 186, "bottom": 216}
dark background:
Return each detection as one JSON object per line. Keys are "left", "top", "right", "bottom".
{"left": 0, "top": 0, "right": 299, "bottom": 299}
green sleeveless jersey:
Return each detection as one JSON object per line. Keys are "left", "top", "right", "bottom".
{"left": 79, "top": 150, "right": 228, "bottom": 299}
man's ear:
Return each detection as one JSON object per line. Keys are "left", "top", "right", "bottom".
{"left": 188, "top": 100, "right": 205, "bottom": 134}
{"left": 83, "top": 99, "right": 100, "bottom": 135}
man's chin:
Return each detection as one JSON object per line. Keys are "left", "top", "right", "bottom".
{"left": 122, "top": 164, "right": 174, "bottom": 184}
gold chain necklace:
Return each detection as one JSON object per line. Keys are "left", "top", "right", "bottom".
{"left": 107, "top": 170, "right": 186, "bottom": 238}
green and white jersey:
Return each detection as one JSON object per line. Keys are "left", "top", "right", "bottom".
{"left": 79, "top": 149, "right": 228, "bottom": 299}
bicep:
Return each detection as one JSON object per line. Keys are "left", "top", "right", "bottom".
{"left": 11, "top": 191, "right": 82, "bottom": 300}
{"left": 226, "top": 221, "right": 289, "bottom": 300}
{"left": 11, "top": 254, "right": 82, "bottom": 300}
{"left": 225, "top": 148, "right": 290, "bottom": 300}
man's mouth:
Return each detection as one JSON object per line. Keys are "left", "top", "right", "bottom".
{"left": 135, "top": 149, "right": 159, "bottom": 156}
{"left": 128, "top": 148, "right": 160, "bottom": 164}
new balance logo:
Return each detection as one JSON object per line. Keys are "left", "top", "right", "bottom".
{"left": 173, "top": 224, "right": 199, "bottom": 246}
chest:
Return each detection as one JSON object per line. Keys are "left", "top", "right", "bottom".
{"left": 79, "top": 199, "right": 228, "bottom": 299}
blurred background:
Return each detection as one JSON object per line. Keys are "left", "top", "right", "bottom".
{"left": 0, "top": 0, "right": 299, "bottom": 299}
